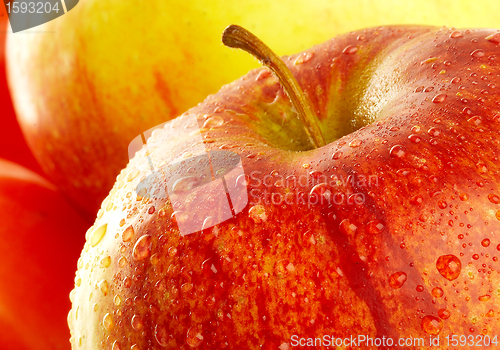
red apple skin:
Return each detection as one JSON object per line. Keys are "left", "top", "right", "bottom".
{"left": 69, "top": 26, "right": 500, "bottom": 349}
{"left": 0, "top": 159, "right": 89, "bottom": 350}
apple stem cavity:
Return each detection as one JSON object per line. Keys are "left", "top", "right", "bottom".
{"left": 222, "top": 24, "right": 326, "bottom": 149}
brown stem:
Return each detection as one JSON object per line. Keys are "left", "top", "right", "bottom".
{"left": 222, "top": 24, "right": 326, "bottom": 149}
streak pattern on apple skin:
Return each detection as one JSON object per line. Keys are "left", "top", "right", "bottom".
{"left": 69, "top": 26, "right": 500, "bottom": 349}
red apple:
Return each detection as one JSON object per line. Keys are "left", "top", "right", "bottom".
{"left": 0, "top": 159, "right": 89, "bottom": 350}
{"left": 0, "top": 7, "right": 43, "bottom": 175}
{"left": 68, "top": 25, "right": 500, "bottom": 349}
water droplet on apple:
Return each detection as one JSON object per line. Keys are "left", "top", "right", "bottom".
{"left": 471, "top": 49, "right": 485, "bottom": 58}
{"left": 172, "top": 176, "right": 201, "bottom": 194}
{"left": 389, "top": 145, "right": 406, "bottom": 158}
{"left": 202, "top": 116, "right": 224, "bottom": 128}
{"left": 98, "top": 279, "right": 109, "bottom": 296}
{"left": 366, "top": 220, "right": 385, "bottom": 234}
{"left": 438, "top": 308, "right": 451, "bottom": 320}
{"left": 488, "top": 194, "right": 500, "bottom": 204}
{"left": 127, "top": 168, "right": 140, "bottom": 182}
{"left": 122, "top": 225, "right": 134, "bottom": 242}
{"left": 249, "top": 205, "right": 267, "bottom": 223}
{"left": 482, "top": 238, "right": 491, "bottom": 247}
{"left": 450, "top": 31, "right": 463, "bottom": 38}
{"left": 90, "top": 224, "right": 107, "bottom": 247}
{"left": 472, "top": 254, "right": 480, "bottom": 260}
{"left": 476, "top": 162, "right": 488, "bottom": 173}
{"left": 113, "top": 294, "right": 122, "bottom": 306}
{"left": 103, "top": 313, "right": 114, "bottom": 331}
{"left": 428, "top": 127, "right": 441, "bottom": 137}
{"left": 339, "top": 219, "right": 357, "bottom": 235}
{"left": 294, "top": 52, "right": 314, "bottom": 65}
{"left": 155, "top": 324, "right": 168, "bottom": 347}
{"left": 408, "top": 134, "right": 421, "bottom": 143}
{"left": 410, "top": 195, "right": 423, "bottom": 205}
{"left": 416, "top": 285, "right": 424, "bottom": 292}
{"left": 133, "top": 235, "right": 152, "bottom": 261}
{"left": 148, "top": 206, "right": 155, "bottom": 214}
{"left": 468, "top": 116, "right": 482, "bottom": 125}
{"left": 432, "top": 94, "right": 447, "bottom": 103}
{"left": 112, "top": 341, "right": 121, "bottom": 350}
{"left": 118, "top": 256, "right": 127, "bottom": 268}
{"left": 100, "top": 256, "right": 111, "bottom": 268}
{"left": 186, "top": 326, "right": 204, "bottom": 347}
{"left": 486, "top": 309, "right": 495, "bottom": 317}
{"left": 421, "top": 315, "right": 443, "bottom": 335}
{"left": 131, "top": 315, "right": 144, "bottom": 331}
{"left": 438, "top": 201, "right": 448, "bottom": 209}
{"left": 451, "top": 77, "right": 461, "bottom": 84}
{"left": 436, "top": 254, "right": 461, "bottom": 280}
{"left": 432, "top": 287, "right": 444, "bottom": 298}
{"left": 388, "top": 271, "right": 407, "bottom": 289}
{"left": 342, "top": 45, "right": 358, "bottom": 54}
{"left": 349, "top": 139, "right": 362, "bottom": 147}
{"left": 479, "top": 294, "right": 491, "bottom": 302}
{"left": 486, "top": 33, "right": 500, "bottom": 44}
{"left": 332, "top": 151, "right": 343, "bottom": 160}
{"left": 459, "top": 193, "right": 469, "bottom": 201}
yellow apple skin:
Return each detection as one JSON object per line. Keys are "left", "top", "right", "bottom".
{"left": 6, "top": 0, "right": 500, "bottom": 219}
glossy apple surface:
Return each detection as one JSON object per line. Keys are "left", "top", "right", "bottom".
{"left": 7, "top": 0, "right": 500, "bottom": 219}
{"left": 0, "top": 8, "right": 42, "bottom": 175}
{"left": 0, "top": 159, "right": 88, "bottom": 350}
{"left": 68, "top": 26, "right": 500, "bottom": 349}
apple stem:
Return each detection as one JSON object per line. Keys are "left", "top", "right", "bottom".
{"left": 222, "top": 24, "right": 326, "bottom": 149}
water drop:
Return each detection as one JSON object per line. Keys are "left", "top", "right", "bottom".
{"left": 294, "top": 52, "right": 314, "bottom": 65}
{"left": 349, "top": 139, "right": 362, "bottom": 147}
{"left": 155, "top": 324, "right": 168, "bottom": 347}
{"left": 482, "top": 238, "right": 491, "bottom": 247}
{"left": 421, "top": 315, "right": 443, "bottom": 335}
{"left": 389, "top": 145, "right": 406, "bottom": 158}
{"left": 472, "top": 254, "right": 479, "bottom": 260}
{"left": 432, "top": 287, "right": 444, "bottom": 298}
{"left": 479, "top": 295, "right": 491, "bottom": 302}
{"left": 98, "top": 280, "right": 109, "bottom": 296}
{"left": 428, "top": 127, "right": 441, "bottom": 137}
{"left": 438, "top": 201, "right": 447, "bottom": 209}
{"left": 127, "top": 168, "right": 140, "bottom": 182}
{"left": 148, "top": 206, "right": 155, "bottom": 214}
{"left": 410, "top": 195, "right": 423, "bottom": 205}
{"left": 248, "top": 205, "right": 267, "bottom": 223}
{"left": 100, "top": 256, "right": 111, "bottom": 268}
{"left": 436, "top": 254, "right": 461, "bottom": 280}
{"left": 342, "top": 45, "right": 358, "bottom": 54}
{"left": 172, "top": 176, "right": 201, "bottom": 194}
{"left": 202, "top": 116, "right": 224, "bottom": 128}
{"left": 388, "top": 271, "right": 407, "bottom": 289}
{"left": 471, "top": 49, "right": 485, "bottom": 58}
{"left": 132, "top": 315, "right": 144, "bottom": 331}
{"left": 339, "top": 219, "right": 357, "bottom": 235}
{"left": 118, "top": 256, "right": 127, "bottom": 268}
{"left": 90, "top": 224, "right": 107, "bottom": 247}
{"left": 459, "top": 193, "right": 469, "bottom": 201}
{"left": 103, "top": 313, "right": 114, "bottom": 331}
{"left": 438, "top": 308, "right": 451, "bottom": 320}
{"left": 486, "top": 33, "right": 500, "bottom": 44}
{"left": 416, "top": 285, "right": 424, "bottom": 292}
{"left": 468, "top": 116, "right": 482, "bottom": 125}
{"left": 133, "top": 235, "right": 152, "bottom": 261}
{"left": 122, "top": 226, "right": 134, "bottom": 242}
{"left": 366, "top": 220, "right": 385, "bottom": 234}
{"left": 432, "top": 94, "right": 447, "bottom": 103}
{"left": 488, "top": 194, "right": 500, "bottom": 204}
{"left": 113, "top": 295, "right": 122, "bottom": 306}
{"left": 186, "top": 327, "right": 204, "bottom": 347}
{"left": 451, "top": 77, "right": 461, "bottom": 84}
{"left": 332, "top": 151, "right": 343, "bottom": 160}
{"left": 112, "top": 341, "right": 121, "bottom": 350}
{"left": 486, "top": 309, "right": 495, "bottom": 317}
{"left": 476, "top": 162, "right": 488, "bottom": 173}
{"left": 408, "top": 134, "right": 421, "bottom": 143}
{"left": 450, "top": 31, "right": 463, "bottom": 38}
